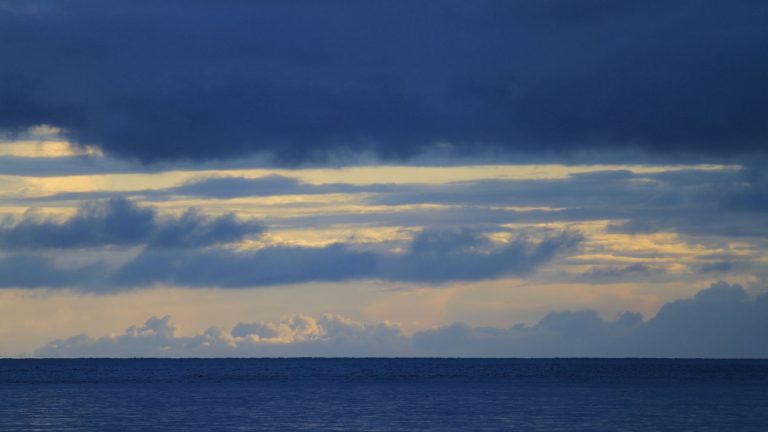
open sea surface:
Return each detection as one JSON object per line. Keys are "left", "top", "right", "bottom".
{"left": 0, "top": 358, "right": 766, "bottom": 431}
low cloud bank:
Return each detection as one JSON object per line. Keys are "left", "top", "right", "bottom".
{"left": 36, "top": 314, "right": 406, "bottom": 358}
{"left": 36, "top": 282, "right": 768, "bottom": 358}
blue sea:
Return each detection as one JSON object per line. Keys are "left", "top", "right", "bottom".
{"left": 1, "top": 358, "right": 766, "bottom": 431}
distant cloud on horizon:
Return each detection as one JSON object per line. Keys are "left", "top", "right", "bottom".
{"left": 35, "top": 282, "right": 768, "bottom": 358}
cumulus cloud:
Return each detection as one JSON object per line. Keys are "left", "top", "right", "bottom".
{"left": 36, "top": 282, "right": 768, "bottom": 358}
{"left": 36, "top": 314, "right": 407, "bottom": 358}
{"left": 0, "top": 198, "right": 263, "bottom": 250}
{"left": 414, "top": 282, "right": 768, "bottom": 358}
{"left": 1, "top": 1, "right": 767, "bottom": 164}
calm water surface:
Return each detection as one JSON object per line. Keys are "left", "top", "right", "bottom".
{"left": 1, "top": 358, "right": 766, "bottom": 431}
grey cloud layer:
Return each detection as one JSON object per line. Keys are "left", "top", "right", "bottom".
{"left": 173, "top": 175, "right": 399, "bottom": 198}
{"left": 231, "top": 168, "right": 768, "bottom": 239}
{"left": 33, "top": 166, "right": 765, "bottom": 240}
{"left": 13, "top": 166, "right": 767, "bottom": 285}
{"left": 1, "top": 1, "right": 767, "bottom": 163}
{"left": 0, "top": 254, "right": 106, "bottom": 288}
{"left": 36, "top": 282, "right": 768, "bottom": 358}
{"left": 0, "top": 198, "right": 263, "bottom": 249}
{"left": 0, "top": 227, "right": 579, "bottom": 290}
{"left": 113, "top": 229, "right": 580, "bottom": 288}
{"left": 3, "top": 164, "right": 765, "bottom": 289}
{"left": 4, "top": 164, "right": 765, "bottom": 290}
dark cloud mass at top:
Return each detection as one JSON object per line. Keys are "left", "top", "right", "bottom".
{"left": 1, "top": 1, "right": 767, "bottom": 163}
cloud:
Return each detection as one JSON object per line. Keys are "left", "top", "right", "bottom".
{"left": 149, "top": 210, "right": 262, "bottom": 249}
{"left": 112, "top": 244, "right": 380, "bottom": 288}
{"left": 16, "top": 174, "right": 403, "bottom": 204}
{"left": 581, "top": 264, "right": 655, "bottom": 281}
{"left": 35, "top": 282, "right": 768, "bottom": 358}
{"left": 33, "top": 166, "right": 766, "bottom": 240}
{"left": 20, "top": 165, "right": 768, "bottom": 240}
{"left": 25, "top": 166, "right": 768, "bottom": 244}
{"left": 631, "top": 282, "right": 767, "bottom": 357}
{"left": 0, "top": 198, "right": 264, "bottom": 250}
{"left": 172, "top": 175, "right": 398, "bottom": 199}
{"left": 1, "top": 1, "right": 767, "bottom": 163}
{"left": 111, "top": 228, "right": 580, "bottom": 288}
{"left": 0, "top": 155, "right": 143, "bottom": 177}
{"left": 0, "top": 227, "right": 577, "bottom": 290}
{"left": 361, "top": 167, "right": 768, "bottom": 238}
{"left": 379, "top": 228, "right": 581, "bottom": 283}
{"left": 0, "top": 253, "right": 106, "bottom": 288}
{"left": 36, "top": 314, "right": 407, "bottom": 358}
{"left": 696, "top": 260, "right": 754, "bottom": 275}
{"left": 414, "top": 282, "right": 768, "bottom": 358}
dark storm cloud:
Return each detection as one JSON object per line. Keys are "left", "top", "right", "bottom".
{"left": 1, "top": 1, "right": 767, "bottom": 164}
{"left": 112, "top": 228, "right": 581, "bottom": 288}
{"left": 35, "top": 282, "right": 768, "bottom": 357}
{"left": 0, "top": 198, "right": 263, "bottom": 249}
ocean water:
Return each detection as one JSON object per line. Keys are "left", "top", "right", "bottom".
{"left": 0, "top": 358, "right": 766, "bottom": 431}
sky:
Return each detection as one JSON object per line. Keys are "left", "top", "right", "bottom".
{"left": 0, "top": 1, "right": 767, "bottom": 357}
